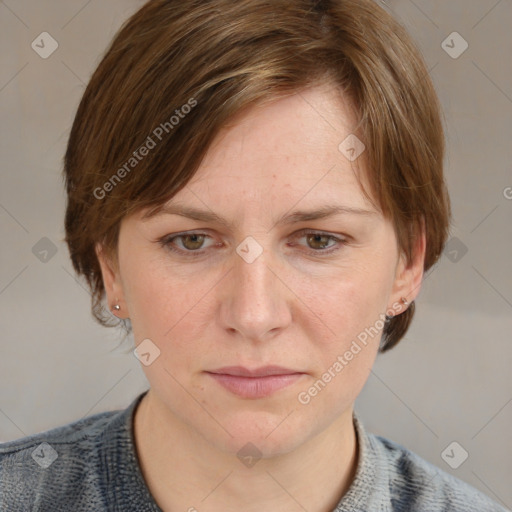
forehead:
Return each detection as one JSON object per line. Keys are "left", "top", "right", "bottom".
{"left": 135, "top": 83, "right": 380, "bottom": 227}
{"left": 183, "top": 83, "right": 374, "bottom": 208}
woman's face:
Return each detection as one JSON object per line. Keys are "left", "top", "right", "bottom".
{"left": 98, "top": 83, "right": 424, "bottom": 457}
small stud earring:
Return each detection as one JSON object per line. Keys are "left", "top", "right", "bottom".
{"left": 401, "top": 297, "right": 409, "bottom": 307}
{"left": 113, "top": 304, "right": 121, "bottom": 311}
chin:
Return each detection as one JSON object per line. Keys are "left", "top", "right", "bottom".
{"left": 204, "top": 409, "right": 313, "bottom": 459}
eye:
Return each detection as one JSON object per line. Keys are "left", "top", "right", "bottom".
{"left": 159, "top": 232, "right": 216, "bottom": 255}
{"left": 292, "top": 229, "right": 346, "bottom": 255}
{"left": 175, "top": 233, "right": 207, "bottom": 251}
{"left": 305, "top": 233, "right": 335, "bottom": 250}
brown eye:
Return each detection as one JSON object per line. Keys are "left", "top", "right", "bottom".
{"left": 179, "top": 234, "right": 206, "bottom": 250}
{"left": 158, "top": 231, "right": 218, "bottom": 257}
{"left": 306, "top": 233, "right": 333, "bottom": 250}
{"left": 290, "top": 229, "right": 346, "bottom": 256}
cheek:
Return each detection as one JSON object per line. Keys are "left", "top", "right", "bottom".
{"left": 121, "top": 254, "right": 223, "bottom": 356}
{"left": 288, "top": 258, "right": 392, "bottom": 397}
{"left": 122, "top": 262, "right": 169, "bottom": 339}
{"left": 291, "top": 256, "right": 393, "bottom": 341}
{"left": 120, "top": 254, "right": 181, "bottom": 337}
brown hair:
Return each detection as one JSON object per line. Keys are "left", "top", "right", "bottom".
{"left": 63, "top": 0, "right": 451, "bottom": 352}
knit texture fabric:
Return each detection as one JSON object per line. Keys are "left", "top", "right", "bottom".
{"left": 1, "top": 391, "right": 509, "bottom": 511}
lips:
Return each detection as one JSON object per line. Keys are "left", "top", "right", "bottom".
{"left": 205, "top": 366, "right": 305, "bottom": 399}
{"left": 208, "top": 365, "right": 300, "bottom": 377}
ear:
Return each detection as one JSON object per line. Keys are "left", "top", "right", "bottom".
{"left": 95, "top": 243, "right": 129, "bottom": 319}
{"left": 388, "top": 220, "right": 426, "bottom": 314}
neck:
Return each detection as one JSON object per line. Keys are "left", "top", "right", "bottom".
{"left": 133, "top": 390, "right": 359, "bottom": 512}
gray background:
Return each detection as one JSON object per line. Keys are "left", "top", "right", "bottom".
{"left": 1, "top": 0, "right": 511, "bottom": 508}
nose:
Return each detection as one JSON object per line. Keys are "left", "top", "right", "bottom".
{"left": 219, "top": 244, "right": 292, "bottom": 342}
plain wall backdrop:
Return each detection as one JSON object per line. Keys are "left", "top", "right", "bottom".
{"left": 1, "top": 0, "right": 511, "bottom": 508}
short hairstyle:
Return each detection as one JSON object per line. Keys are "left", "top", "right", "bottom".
{"left": 63, "top": 0, "right": 451, "bottom": 352}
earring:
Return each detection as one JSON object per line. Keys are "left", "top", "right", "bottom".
{"left": 111, "top": 296, "right": 121, "bottom": 312}
{"left": 386, "top": 297, "right": 409, "bottom": 322}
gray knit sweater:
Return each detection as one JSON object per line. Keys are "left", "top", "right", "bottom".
{"left": 0, "top": 391, "right": 509, "bottom": 511}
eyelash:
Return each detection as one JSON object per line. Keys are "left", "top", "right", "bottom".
{"left": 158, "top": 229, "right": 346, "bottom": 258}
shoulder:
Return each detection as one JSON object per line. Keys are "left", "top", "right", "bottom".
{"left": 0, "top": 405, "right": 129, "bottom": 511}
{"left": 370, "top": 432, "right": 509, "bottom": 512}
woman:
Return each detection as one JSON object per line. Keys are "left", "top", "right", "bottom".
{"left": 0, "top": 0, "right": 508, "bottom": 511}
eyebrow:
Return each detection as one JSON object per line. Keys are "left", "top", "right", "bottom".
{"left": 145, "top": 203, "right": 378, "bottom": 227}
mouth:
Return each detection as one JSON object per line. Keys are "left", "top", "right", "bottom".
{"left": 208, "top": 365, "right": 302, "bottom": 377}
{"left": 205, "top": 366, "right": 305, "bottom": 399}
